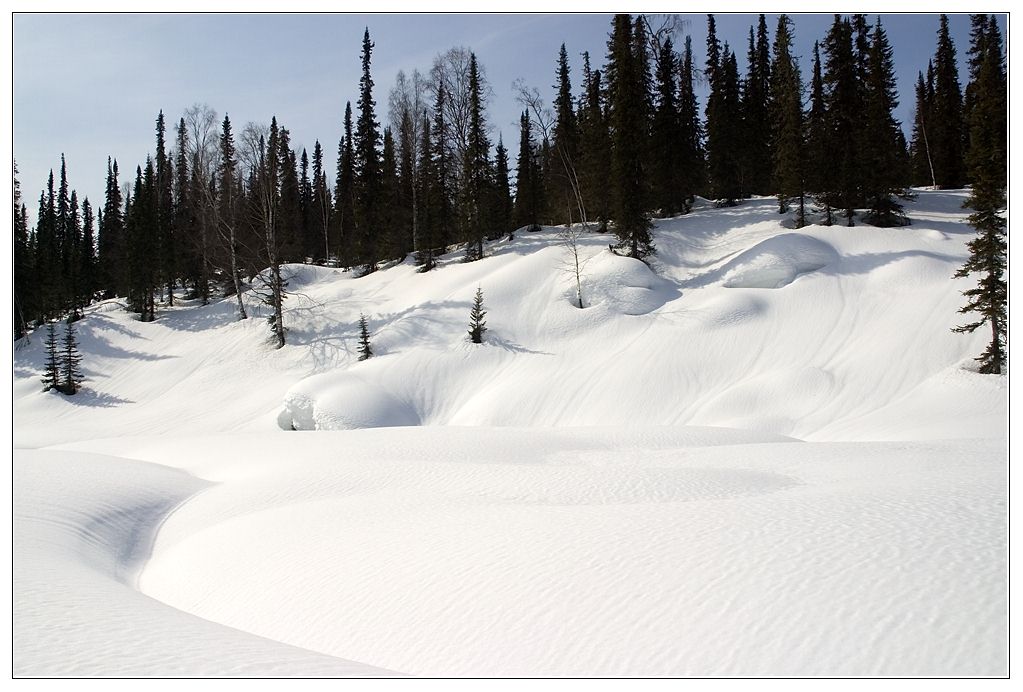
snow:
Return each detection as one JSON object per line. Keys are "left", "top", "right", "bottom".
{"left": 12, "top": 190, "right": 1007, "bottom": 676}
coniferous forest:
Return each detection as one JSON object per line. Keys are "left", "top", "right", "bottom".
{"left": 13, "top": 13, "right": 1007, "bottom": 373}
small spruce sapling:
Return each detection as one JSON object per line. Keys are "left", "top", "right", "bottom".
{"left": 41, "top": 323, "right": 61, "bottom": 392}
{"left": 468, "top": 287, "right": 487, "bottom": 344}
{"left": 357, "top": 313, "right": 373, "bottom": 361}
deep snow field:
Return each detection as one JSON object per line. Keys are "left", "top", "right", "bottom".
{"left": 13, "top": 191, "right": 1007, "bottom": 677}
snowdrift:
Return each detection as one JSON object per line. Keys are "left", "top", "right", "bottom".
{"left": 12, "top": 190, "right": 1006, "bottom": 676}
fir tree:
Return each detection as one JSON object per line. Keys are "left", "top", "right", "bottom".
{"left": 41, "top": 322, "right": 61, "bottom": 392}
{"left": 79, "top": 198, "right": 96, "bottom": 310}
{"left": 909, "top": 70, "right": 937, "bottom": 187}
{"left": 415, "top": 111, "right": 437, "bottom": 270}
{"left": 60, "top": 319, "right": 84, "bottom": 395}
{"left": 155, "top": 111, "right": 175, "bottom": 306}
{"left": 460, "top": 52, "right": 492, "bottom": 262}
{"left": 677, "top": 37, "right": 704, "bottom": 213}
{"left": 861, "top": 18, "right": 907, "bottom": 227}
{"left": 430, "top": 85, "right": 455, "bottom": 256}
{"left": 607, "top": 13, "right": 653, "bottom": 258}
{"left": 514, "top": 111, "right": 541, "bottom": 232}
{"left": 705, "top": 16, "right": 742, "bottom": 205}
{"left": 99, "top": 158, "right": 124, "bottom": 299}
{"left": 336, "top": 102, "right": 356, "bottom": 266}
{"left": 769, "top": 14, "right": 805, "bottom": 225}
{"left": 492, "top": 135, "right": 513, "bottom": 239}
{"left": 805, "top": 42, "right": 832, "bottom": 224}
{"left": 14, "top": 161, "right": 32, "bottom": 338}
{"left": 930, "top": 15, "right": 966, "bottom": 188}
{"left": 218, "top": 114, "right": 247, "bottom": 319}
{"left": 354, "top": 28, "right": 382, "bottom": 269}
{"left": 378, "top": 127, "right": 404, "bottom": 260}
{"left": 549, "top": 43, "right": 581, "bottom": 224}
{"left": 822, "top": 15, "right": 860, "bottom": 225}
{"left": 953, "top": 13, "right": 1006, "bottom": 374}
{"left": 650, "top": 36, "right": 682, "bottom": 216}
{"left": 578, "top": 52, "right": 612, "bottom": 229}
{"left": 743, "top": 15, "right": 773, "bottom": 196}
{"left": 311, "top": 140, "right": 332, "bottom": 262}
{"left": 357, "top": 313, "right": 373, "bottom": 360}
{"left": 468, "top": 286, "right": 487, "bottom": 344}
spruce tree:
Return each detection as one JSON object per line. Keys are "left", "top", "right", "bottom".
{"left": 379, "top": 127, "right": 403, "bottom": 260}
{"left": 930, "top": 15, "right": 966, "bottom": 188}
{"left": 41, "top": 322, "right": 61, "bottom": 392}
{"left": 460, "top": 52, "right": 492, "bottom": 262}
{"left": 468, "top": 286, "right": 487, "bottom": 344}
{"left": 861, "top": 18, "right": 907, "bottom": 227}
{"left": 677, "top": 37, "right": 704, "bottom": 213}
{"left": 155, "top": 111, "right": 175, "bottom": 306}
{"left": 953, "top": 14, "right": 1006, "bottom": 374}
{"left": 99, "top": 158, "right": 124, "bottom": 299}
{"left": 607, "top": 13, "right": 653, "bottom": 258}
{"left": 415, "top": 112, "right": 437, "bottom": 270}
{"left": 299, "top": 148, "right": 314, "bottom": 260}
{"left": 577, "top": 53, "right": 612, "bottom": 229}
{"left": 705, "top": 16, "right": 742, "bottom": 205}
{"left": 311, "top": 140, "right": 332, "bottom": 262}
{"left": 357, "top": 313, "right": 372, "bottom": 360}
{"left": 804, "top": 42, "right": 832, "bottom": 224}
{"left": 79, "top": 198, "right": 96, "bottom": 310}
{"left": 354, "top": 28, "right": 382, "bottom": 270}
{"left": 822, "top": 15, "right": 861, "bottom": 225}
{"left": 650, "top": 36, "right": 682, "bottom": 216}
{"left": 769, "top": 14, "right": 805, "bottom": 225}
{"left": 549, "top": 43, "right": 581, "bottom": 224}
{"left": 430, "top": 85, "right": 455, "bottom": 256}
{"left": 60, "top": 319, "right": 84, "bottom": 395}
{"left": 13, "top": 161, "right": 32, "bottom": 338}
{"left": 743, "top": 15, "right": 773, "bottom": 196}
{"left": 514, "top": 111, "right": 540, "bottom": 232}
{"left": 909, "top": 71, "right": 937, "bottom": 187}
{"left": 492, "top": 135, "right": 513, "bottom": 239}
{"left": 335, "top": 102, "right": 357, "bottom": 266}
{"left": 218, "top": 114, "right": 247, "bottom": 319}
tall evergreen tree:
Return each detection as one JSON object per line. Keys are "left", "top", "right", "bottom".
{"left": 378, "top": 126, "right": 404, "bottom": 260}
{"left": 311, "top": 140, "right": 332, "bottom": 262}
{"left": 577, "top": 52, "right": 611, "bottom": 228}
{"left": 909, "top": 70, "right": 937, "bottom": 187}
{"left": 357, "top": 313, "right": 372, "bottom": 360}
{"left": 430, "top": 85, "right": 455, "bottom": 256}
{"left": 13, "top": 161, "right": 32, "bottom": 338}
{"left": 492, "top": 135, "right": 513, "bottom": 239}
{"left": 805, "top": 42, "right": 833, "bottom": 224}
{"left": 822, "top": 15, "right": 861, "bottom": 224}
{"left": 769, "top": 14, "right": 805, "bottom": 225}
{"left": 99, "top": 158, "right": 124, "bottom": 299}
{"left": 415, "top": 112, "right": 438, "bottom": 270}
{"left": 742, "top": 15, "right": 773, "bottom": 196}
{"left": 607, "top": 13, "right": 653, "bottom": 257}
{"left": 155, "top": 111, "right": 175, "bottom": 305}
{"left": 513, "top": 110, "right": 541, "bottom": 232}
{"left": 335, "top": 102, "right": 356, "bottom": 266}
{"left": 218, "top": 114, "right": 247, "bottom": 319}
{"left": 79, "top": 198, "right": 96, "bottom": 310}
{"left": 705, "top": 16, "right": 743, "bottom": 205}
{"left": 677, "top": 36, "right": 704, "bottom": 213}
{"left": 460, "top": 52, "right": 492, "bottom": 262}
{"left": 861, "top": 18, "right": 907, "bottom": 227}
{"left": 548, "top": 43, "right": 581, "bottom": 224}
{"left": 467, "top": 286, "right": 487, "bottom": 344}
{"left": 953, "top": 13, "right": 1006, "bottom": 374}
{"left": 650, "top": 37, "right": 682, "bottom": 216}
{"left": 930, "top": 14, "right": 966, "bottom": 188}
{"left": 354, "top": 28, "right": 382, "bottom": 269}
{"left": 299, "top": 148, "right": 314, "bottom": 260}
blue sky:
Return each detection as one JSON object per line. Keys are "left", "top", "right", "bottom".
{"left": 13, "top": 13, "right": 1005, "bottom": 223}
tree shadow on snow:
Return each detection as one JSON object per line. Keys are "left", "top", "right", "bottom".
{"left": 56, "top": 388, "right": 134, "bottom": 408}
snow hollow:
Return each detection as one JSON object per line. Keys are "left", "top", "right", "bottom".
{"left": 13, "top": 191, "right": 1007, "bottom": 676}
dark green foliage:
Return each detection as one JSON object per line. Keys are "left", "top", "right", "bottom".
{"left": 769, "top": 15, "right": 805, "bottom": 226}
{"left": 155, "top": 111, "right": 175, "bottom": 306}
{"left": 704, "top": 16, "right": 743, "bottom": 205}
{"left": 953, "top": 14, "right": 1006, "bottom": 374}
{"left": 41, "top": 323, "right": 61, "bottom": 392}
{"left": 378, "top": 127, "right": 404, "bottom": 261}
{"left": 577, "top": 52, "right": 611, "bottom": 230}
{"left": 60, "top": 319, "right": 84, "bottom": 394}
{"left": 650, "top": 37, "right": 682, "bottom": 216}
{"left": 930, "top": 15, "right": 966, "bottom": 188}
{"left": 276, "top": 128, "right": 304, "bottom": 263}
{"left": 13, "top": 161, "right": 32, "bottom": 338}
{"left": 513, "top": 111, "right": 542, "bottom": 232}
{"left": 804, "top": 42, "right": 832, "bottom": 224}
{"left": 460, "top": 52, "right": 492, "bottom": 262}
{"left": 311, "top": 141, "right": 332, "bottom": 263}
{"left": 821, "top": 15, "right": 861, "bottom": 225}
{"left": 125, "top": 161, "right": 157, "bottom": 321}
{"left": 79, "top": 198, "right": 97, "bottom": 310}
{"left": 861, "top": 18, "right": 907, "bottom": 227}
{"left": 548, "top": 43, "right": 581, "bottom": 224}
{"left": 909, "top": 70, "right": 937, "bottom": 187}
{"left": 491, "top": 136, "right": 513, "bottom": 239}
{"left": 742, "top": 15, "right": 773, "bottom": 196}
{"left": 397, "top": 111, "right": 417, "bottom": 258}
{"left": 335, "top": 102, "right": 356, "bottom": 266}
{"left": 415, "top": 112, "right": 438, "bottom": 270}
{"left": 299, "top": 148, "right": 314, "bottom": 260}
{"left": 677, "top": 37, "right": 704, "bottom": 214}
{"left": 607, "top": 14, "right": 653, "bottom": 258}
{"left": 99, "top": 158, "right": 124, "bottom": 299}
{"left": 357, "top": 313, "right": 372, "bottom": 360}
{"left": 354, "top": 28, "right": 382, "bottom": 270}
{"left": 468, "top": 286, "right": 487, "bottom": 344}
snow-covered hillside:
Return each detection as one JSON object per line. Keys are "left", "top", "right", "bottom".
{"left": 13, "top": 190, "right": 1007, "bottom": 676}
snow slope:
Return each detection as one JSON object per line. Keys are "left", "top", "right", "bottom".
{"left": 12, "top": 190, "right": 1007, "bottom": 676}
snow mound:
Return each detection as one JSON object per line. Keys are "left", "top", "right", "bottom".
{"left": 283, "top": 372, "right": 420, "bottom": 431}
{"left": 583, "top": 250, "right": 678, "bottom": 314}
{"left": 720, "top": 234, "right": 838, "bottom": 288}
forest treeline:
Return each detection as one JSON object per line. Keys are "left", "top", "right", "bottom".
{"left": 12, "top": 13, "right": 1006, "bottom": 371}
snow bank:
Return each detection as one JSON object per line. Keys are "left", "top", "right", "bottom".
{"left": 283, "top": 372, "right": 420, "bottom": 430}
{"left": 720, "top": 233, "right": 839, "bottom": 288}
